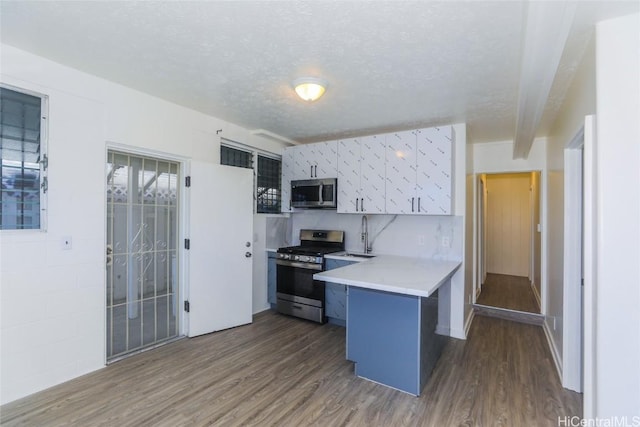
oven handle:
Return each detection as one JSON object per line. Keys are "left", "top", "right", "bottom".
{"left": 276, "top": 259, "right": 323, "bottom": 271}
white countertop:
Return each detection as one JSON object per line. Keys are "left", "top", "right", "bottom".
{"left": 324, "top": 252, "right": 372, "bottom": 262}
{"left": 314, "top": 255, "right": 461, "bottom": 298}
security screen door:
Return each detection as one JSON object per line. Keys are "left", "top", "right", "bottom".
{"left": 106, "top": 151, "right": 180, "bottom": 360}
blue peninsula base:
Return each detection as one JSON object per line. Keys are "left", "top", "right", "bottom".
{"left": 346, "top": 286, "right": 447, "bottom": 396}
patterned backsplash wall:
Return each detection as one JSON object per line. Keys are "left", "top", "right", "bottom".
{"left": 289, "top": 210, "right": 462, "bottom": 261}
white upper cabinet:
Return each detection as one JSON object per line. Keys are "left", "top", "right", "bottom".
{"left": 281, "top": 140, "right": 338, "bottom": 212}
{"left": 281, "top": 125, "right": 453, "bottom": 215}
{"left": 337, "top": 135, "right": 386, "bottom": 213}
{"left": 415, "top": 126, "right": 453, "bottom": 215}
{"left": 385, "top": 126, "right": 454, "bottom": 215}
{"left": 290, "top": 141, "right": 338, "bottom": 180}
{"left": 385, "top": 130, "right": 419, "bottom": 214}
{"left": 337, "top": 138, "right": 361, "bottom": 213}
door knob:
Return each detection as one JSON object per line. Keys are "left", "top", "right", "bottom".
{"left": 245, "top": 252, "right": 252, "bottom": 258}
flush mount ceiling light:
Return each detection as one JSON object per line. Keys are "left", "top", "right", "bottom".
{"left": 293, "top": 77, "right": 327, "bottom": 102}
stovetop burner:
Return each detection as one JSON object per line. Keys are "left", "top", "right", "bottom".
{"left": 276, "top": 229, "right": 345, "bottom": 263}
{"left": 277, "top": 245, "right": 343, "bottom": 256}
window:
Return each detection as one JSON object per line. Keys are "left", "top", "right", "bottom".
{"left": 220, "top": 145, "right": 252, "bottom": 169}
{"left": 257, "top": 155, "right": 281, "bottom": 213}
{"left": 0, "top": 86, "right": 47, "bottom": 230}
{"left": 220, "top": 142, "right": 281, "bottom": 214}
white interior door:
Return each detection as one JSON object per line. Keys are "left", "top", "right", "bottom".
{"left": 188, "top": 162, "right": 253, "bottom": 337}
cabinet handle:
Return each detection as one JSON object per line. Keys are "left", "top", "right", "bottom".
{"left": 314, "top": 165, "right": 317, "bottom": 177}
{"left": 355, "top": 198, "right": 359, "bottom": 212}
{"left": 361, "top": 198, "right": 364, "bottom": 211}
{"left": 310, "top": 165, "right": 313, "bottom": 178}
{"left": 411, "top": 197, "right": 415, "bottom": 212}
{"left": 418, "top": 197, "right": 421, "bottom": 212}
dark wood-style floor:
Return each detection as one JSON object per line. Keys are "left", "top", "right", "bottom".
{"left": 1, "top": 310, "right": 580, "bottom": 426}
{"left": 476, "top": 273, "right": 541, "bottom": 313}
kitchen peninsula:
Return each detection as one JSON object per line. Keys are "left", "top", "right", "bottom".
{"left": 315, "top": 255, "right": 461, "bottom": 396}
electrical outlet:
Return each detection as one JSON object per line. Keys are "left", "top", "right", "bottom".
{"left": 441, "top": 236, "right": 450, "bottom": 248}
{"left": 418, "top": 235, "right": 425, "bottom": 246}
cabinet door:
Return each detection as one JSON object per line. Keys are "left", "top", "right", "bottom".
{"left": 385, "top": 130, "right": 418, "bottom": 214}
{"left": 416, "top": 126, "right": 453, "bottom": 214}
{"left": 325, "top": 282, "right": 347, "bottom": 321}
{"left": 337, "top": 138, "right": 361, "bottom": 213}
{"left": 360, "top": 134, "right": 386, "bottom": 214}
{"left": 281, "top": 147, "right": 296, "bottom": 212}
{"left": 324, "top": 259, "right": 354, "bottom": 323}
{"left": 292, "top": 144, "right": 314, "bottom": 179}
{"left": 313, "top": 140, "right": 338, "bottom": 179}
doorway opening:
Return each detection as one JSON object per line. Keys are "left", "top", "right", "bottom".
{"left": 106, "top": 150, "right": 181, "bottom": 361}
{"left": 475, "top": 171, "right": 542, "bottom": 315}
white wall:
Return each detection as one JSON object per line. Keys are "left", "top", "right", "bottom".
{"left": 463, "top": 135, "right": 475, "bottom": 335}
{"left": 594, "top": 13, "right": 640, "bottom": 418}
{"left": 473, "top": 139, "right": 546, "bottom": 174}
{"left": 546, "top": 35, "right": 596, "bottom": 383}
{"left": 0, "top": 45, "right": 286, "bottom": 404}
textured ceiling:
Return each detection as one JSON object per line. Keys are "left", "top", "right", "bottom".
{"left": 1, "top": 1, "right": 638, "bottom": 144}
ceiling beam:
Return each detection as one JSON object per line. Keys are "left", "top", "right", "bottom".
{"left": 513, "top": 1, "right": 577, "bottom": 159}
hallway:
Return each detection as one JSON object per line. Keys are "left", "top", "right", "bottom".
{"left": 476, "top": 273, "right": 540, "bottom": 313}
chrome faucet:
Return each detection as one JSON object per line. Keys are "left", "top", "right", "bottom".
{"left": 361, "top": 215, "right": 371, "bottom": 253}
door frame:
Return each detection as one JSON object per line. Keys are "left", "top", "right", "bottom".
{"left": 104, "top": 142, "right": 190, "bottom": 363}
{"left": 581, "top": 115, "right": 596, "bottom": 417}
{"left": 474, "top": 169, "right": 545, "bottom": 313}
{"left": 562, "top": 126, "right": 584, "bottom": 392}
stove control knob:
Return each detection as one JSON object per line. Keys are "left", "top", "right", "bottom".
{"left": 294, "top": 255, "right": 300, "bottom": 261}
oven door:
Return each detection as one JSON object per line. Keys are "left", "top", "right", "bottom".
{"left": 276, "top": 260, "right": 325, "bottom": 305}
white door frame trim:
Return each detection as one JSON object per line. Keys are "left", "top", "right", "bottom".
{"left": 582, "top": 115, "right": 597, "bottom": 417}
{"left": 562, "top": 127, "right": 584, "bottom": 392}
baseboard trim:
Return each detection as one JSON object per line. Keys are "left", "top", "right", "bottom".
{"left": 531, "top": 282, "right": 542, "bottom": 311}
{"left": 543, "top": 319, "right": 563, "bottom": 381}
{"left": 435, "top": 325, "right": 450, "bottom": 336}
{"left": 464, "top": 308, "right": 475, "bottom": 338}
{"left": 449, "top": 327, "right": 467, "bottom": 340}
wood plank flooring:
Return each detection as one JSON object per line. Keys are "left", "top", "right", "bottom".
{"left": 476, "top": 273, "right": 540, "bottom": 313}
{"left": 1, "top": 310, "right": 581, "bottom": 426}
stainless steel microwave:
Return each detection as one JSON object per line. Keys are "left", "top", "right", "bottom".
{"left": 291, "top": 178, "right": 337, "bottom": 209}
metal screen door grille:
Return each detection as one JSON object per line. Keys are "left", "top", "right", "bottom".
{"left": 106, "top": 151, "right": 180, "bottom": 360}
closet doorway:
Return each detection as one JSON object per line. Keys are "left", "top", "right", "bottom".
{"left": 106, "top": 150, "right": 181, "bottom": 361}
{"left": 476, "top": 171, "right": 541, "bottom": 314}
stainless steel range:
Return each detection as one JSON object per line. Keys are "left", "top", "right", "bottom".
{"left": 276, "top": 230, "right": 345, "bottom": 323}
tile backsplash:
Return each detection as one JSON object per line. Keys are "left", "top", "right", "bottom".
{"left": 288, "top": 211, "right": 462, "bottom": 261}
